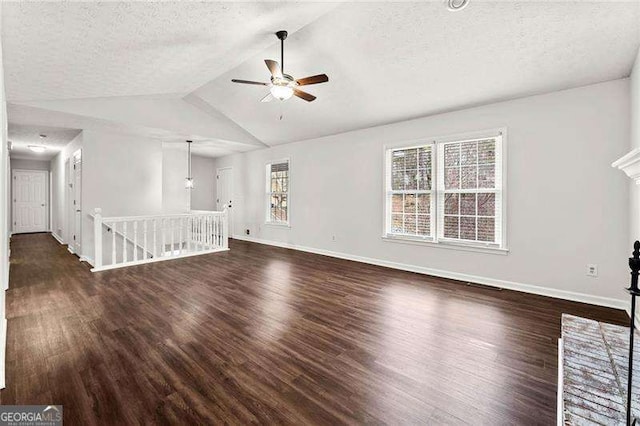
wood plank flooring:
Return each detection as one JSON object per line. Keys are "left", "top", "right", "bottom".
{"left": 2, "top": 233, "right": 629, "bottom": 425}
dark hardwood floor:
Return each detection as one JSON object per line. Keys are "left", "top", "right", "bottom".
{"left": 2, "top": 233, "right": 628, "bottom": 425}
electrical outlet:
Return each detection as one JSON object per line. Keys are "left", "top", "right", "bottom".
{"left": 245, "top": 229, "right": 250, "bottom": 236}
{"left": 586, "top": 264, "right": 598, "bottom": 277}
{"left": 331, "top": 235, "right": 336, "bottom": 242}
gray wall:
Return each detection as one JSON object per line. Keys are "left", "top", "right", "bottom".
{"left": 191, "top": 155, "right": 217, "bottom": 211}
{"left": 214, "top": 79, "right": 631, "bottom": 308}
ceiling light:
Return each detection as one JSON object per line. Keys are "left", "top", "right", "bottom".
{"left": 270, "top": 85, "right": 294, "bottom": 101}
{"left": 446, "top": 0, "right": 469, "bottom": 11}
{"left": 28, "top": 145, "right": 46, "bottom": 153}
{"left": 39, "top": 134, "right": 47, "bottom": 139}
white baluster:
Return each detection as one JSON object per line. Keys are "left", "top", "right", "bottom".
{"left": 111, "top": 222, "right": 116, "bottom": 265}
{"left": 133, "top": 221, "right": 138, "bottom": 262}
{"left": 161, "top": 218, "right": 166, "bottom": 257}
{"left": 143, "top": 220, "right": 148, "bottom": 261}
{"left": 153, "top": 218, "right": 157, "bottom": 259}
{"left": 94, "top": 208, "right": 103, "bottom": 269}
{"left": 179, "top": 217, "right": 184, "bottom": 255}
{"left": 223, "top": 209, "right": 229, "bottom": 249}
{"left": 187, "top": 216, "right": 192, "bottom": 252}
{"left": 199, "top": 216, "right": 203, "bottom": 250}
{"left": 170, "top": 218, "right": 175, "bottom": 255}
{"left": 122, "top": 221, "right": 128, "bottom": 263}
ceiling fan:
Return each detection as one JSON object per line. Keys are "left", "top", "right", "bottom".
{"left": 231, "top": 30, "right": 329, "bottom": 103}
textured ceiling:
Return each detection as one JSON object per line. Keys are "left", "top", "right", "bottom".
{"left": 9, "top": 124, "right": 81, "bottom": 160}
{"left": 2, "top": 1, "right": 336, "bottom": 101}
{"left": 3, "top": 1, "right": 640, "bottom": 155}
{"left": 197, "top": 1, "right": 640, "bottom": 145}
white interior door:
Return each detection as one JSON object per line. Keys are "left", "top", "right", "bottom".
{"left": 12, "top": 170, "right": 47, "bottom": 234}
{"left": 73, "top": 159, "right": 82, "bottom": 254}
{"left": 217, "top": 167, "right": 233, "bottom": 235}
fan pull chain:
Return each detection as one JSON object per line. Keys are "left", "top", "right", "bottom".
{"left": 279, "top": 102, "right": 284, "bottom": 121}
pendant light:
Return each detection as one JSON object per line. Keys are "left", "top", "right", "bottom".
{"left": 185, "top": 140, "right": 194, "bottom": 189}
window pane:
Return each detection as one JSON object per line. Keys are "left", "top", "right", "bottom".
{"left": 460, "top": 141, "right": 477, "bottom": 165}
{"left": 418, "top": 147, "right": 432, "bottom": 169}
{"left": 404, "top": 169, "right": 417, "bottom": 190}
{"left": 445, "top": 144, "right": 459, "bottom": 166}
{"left": 281, "top": 195, "right": 288, "bottom": 221}
{"left": 417, "top": 215, "right": 430, "bottom": 236}
{"left": 392, "top": 214, "right": 403, "bottom": 233}
{"left": 392, "top": 151, "right": 405, "bottom": 172}
{"left": 417, "top": 167, "right": 431, "bottom": 190}
{"left": 460, "top": 216, "right": 476, "bottom": 240}
{"left": 460, "top": 193, "right": 476, "bottom": 215}
{"left": 392, "top": 194, "right": 403, "bottom": 213}
{"left": 478, "top": 165, "right": 495, "bottom": 189}
{"left": 477, "top": 193, "right": 496, "bottom": 216}
{"left": 444, "top": 193, "right": 459, "bottom": 215}
{"left": 445, "top": 168, "right": 460, "bottom": 189}
{"left": 478, "top": 139, "right": 495, "bottom": 164}
{"left": 270, "top": 194, "right": 288, "bottom": 222}
{"left": 478, "top": 217, "right": 495, "bottom": 242}
{"left": 444, "top": 216, "right": 459, "bottom": 238}
{"left": 461, "top": 166, "right": 477, "bottom": 189}
{"left": 404, "top": 194, "right": 416, "bottom": 214}
{"left": 404, "top": 149, "right": 418, "bottom": 169}
{"left": 417, "top": 194, "right": 430, "bottom": 214}
{"left": 405, "top": 214, "right": 416, "bottom": 234}
{"left": 392, "top": 170, "right": 404, "bottom": 191}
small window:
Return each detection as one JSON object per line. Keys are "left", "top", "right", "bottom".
{"left": 384, "top": 132, "right": 505, "bottom": 250}
{"left": 266, "top": 160, "right": 289, "bottom": 225}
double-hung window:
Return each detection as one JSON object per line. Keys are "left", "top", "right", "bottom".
{"left": 385, "top": 131, "right": 505, "bottom": 250}
{"left": 266, "top": 160, "right": 290, "bottom": 225}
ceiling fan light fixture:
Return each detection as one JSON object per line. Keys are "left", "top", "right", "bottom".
{"left": 270, "top": 84, "right": 294, "bottom": 101}
{"left": 446, "top": 0, "right": 469, "bottom": 11}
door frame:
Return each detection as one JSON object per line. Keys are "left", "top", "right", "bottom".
{"left": 66, "top": 150, "right": 82, "bottom": 254}
{"left": 11, "top": 169, "right": 49, "bottom": 234}
{"left": 216, "top": 167, "right": 233, "bottom": 235}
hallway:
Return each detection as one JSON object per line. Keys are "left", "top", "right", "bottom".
{"left": 1, "top": 233, "right": 629, "bottom": 425}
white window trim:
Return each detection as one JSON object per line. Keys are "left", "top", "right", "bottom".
{"left": 382, "top": 128, "right": 508, "bottom": 253}
{"left": 265, "top": 158, "right": 291, "bottom": 228}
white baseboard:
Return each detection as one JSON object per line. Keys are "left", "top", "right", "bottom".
{"left": 67, "top": 246, "right": 75, "bottom": 255}
{"left": 0, "top": 317, "right": 7, "bottom": 389}
{"left": 79, "top": 256, "right": 94, "bottom": 267}
{"left": 51, "top": 232, "right": 64, "bottom": 245}
{"left": 232, "top": 234, "right": 628, "bottom": 312}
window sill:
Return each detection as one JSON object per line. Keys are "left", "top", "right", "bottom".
{"left": 381, "top": 234, "right": 509, "bottom": 255}
{"left": 265, "top": 221, "right": 291, "bottom": 228}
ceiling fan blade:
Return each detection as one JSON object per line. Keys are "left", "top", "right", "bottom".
{"left": 260, "top": 92, "right": 275, "bottom": 103}
{"left": 293, "top": 88, "right": 316, "bottom": 102}
{"left": 296, "top": 74, "right": 329, "bottom": 86}
{"left": 232, "top": 79, "right": 269, "bottom": 86}
{"left": 265, "top": 59, "right": 283, "bottom": 78}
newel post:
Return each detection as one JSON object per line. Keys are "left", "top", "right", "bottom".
{"left": 94, "top": 208, "right": 103, "bottom": 269}
{"left": 223, "top": 208, "right": 229, "bottom": 249}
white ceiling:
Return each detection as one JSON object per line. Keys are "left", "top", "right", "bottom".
{"left": 3, "top": 1, "right": 640, "bottom": 155}
{"left": 8, "top": 124, "right": 80, "bottom": 160}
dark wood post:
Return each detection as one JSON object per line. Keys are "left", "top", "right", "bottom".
{"left": 627, "top": 241, "right": 640, "bottom": 426}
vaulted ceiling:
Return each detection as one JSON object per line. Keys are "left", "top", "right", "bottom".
{"left": 3, "top": 1, "right": 640, "bottom": 157}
